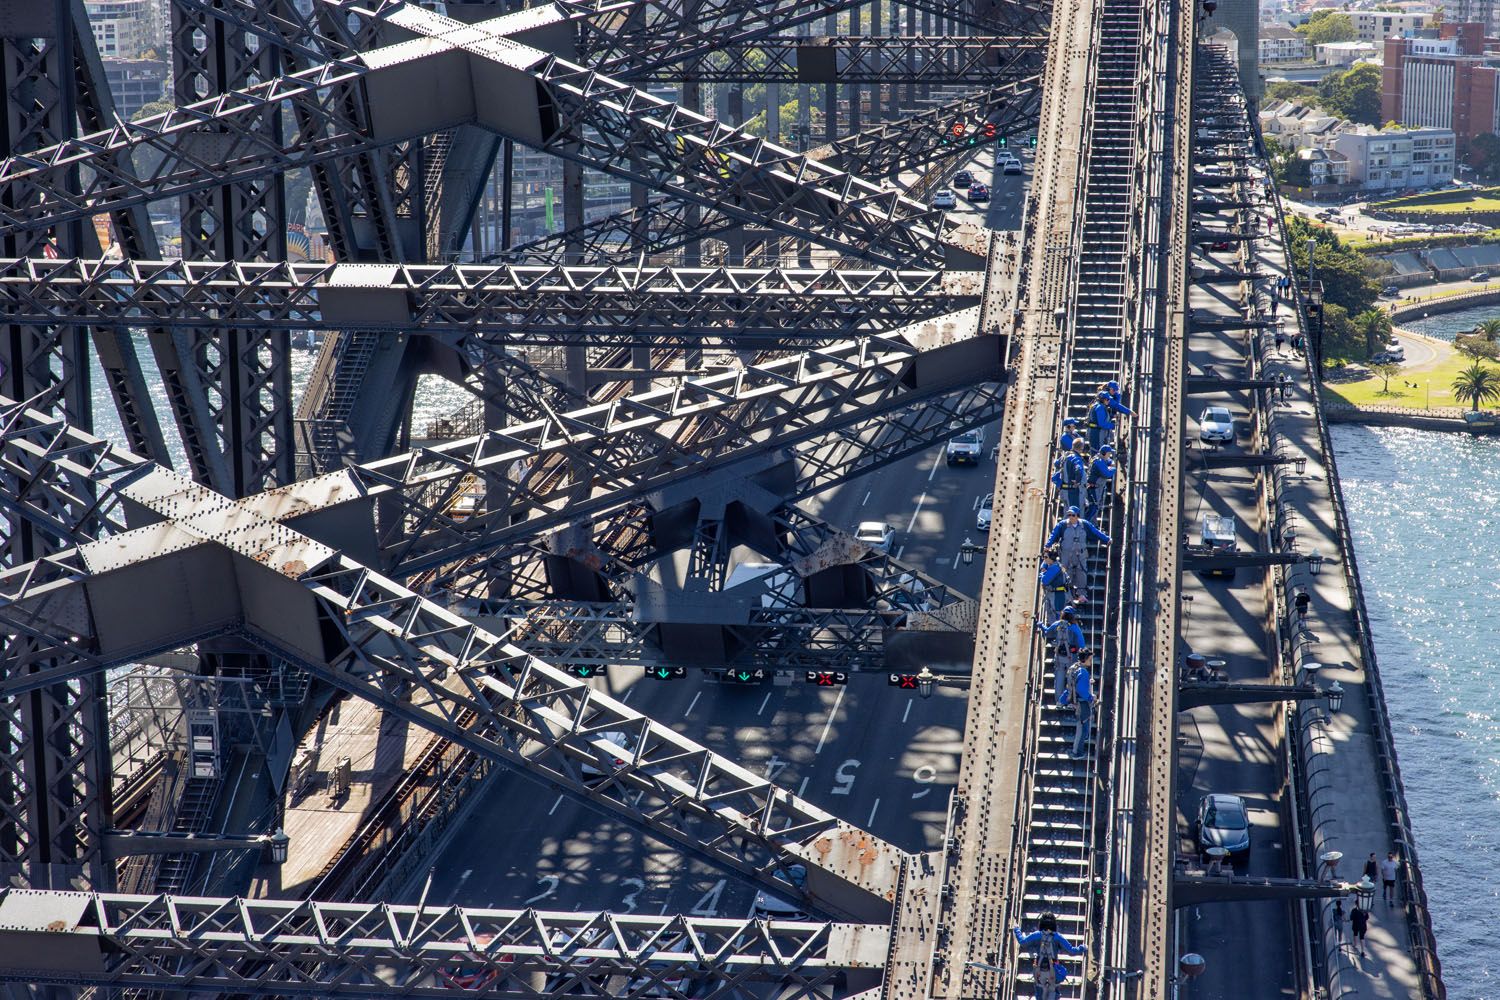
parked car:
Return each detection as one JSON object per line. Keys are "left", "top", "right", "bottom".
{"left": 1194, "top": 793, "right": 1251, "bottom": 864}
{"left": 855, "top": 521, "right": 895, "bottom": 553}
{"left": 967, "top": 182, "right": 990, "bottom": 202}
{"left": 952, "top": 170, "right": 974, "bottom": 188}
{"left": 932, "top": 188, "right": 957, "bottom": 210}
{"left": 1381, "top": 285, "right": 1401, "bottom": 298}
{"left": 976, "top": 493, "right": 994, "bottom": 533}
{"left": 1198, "top": 405, "right": 1235, "bottom": 443}
{"left": 1472, "top": 271, "right": 1491, "bottom": 283}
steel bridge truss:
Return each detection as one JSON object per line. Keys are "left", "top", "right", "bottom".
{"left": 0, "top": 889, "right": 886, "bottom": 998}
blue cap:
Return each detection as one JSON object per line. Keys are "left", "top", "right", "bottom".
{"left": 1100, "top": 445, "right": 1115, "bottom": 455}
{"left": 1063, "top": 417, "right": 1077, "bottom": 426}
{"left": 1066, "top": 505, "right": 1080, "bottom": 516}
{"left": 1107, "top": 380, "right": 1120, "bottom": 391}
{"left": 1061, "top": 605, "right": 1076, "bottom": 616}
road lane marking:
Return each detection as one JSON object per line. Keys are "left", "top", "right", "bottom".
{"left": 867, "top": 799, "right": 881, "bottom": 826}
{"left": 685, "top": 691, "right": 702, "bottom": 717}
{"left": 862, "top": 490, "right": 871, "bottom": 506}
{"left": 758, "top": 690, "right": 773, "bottom": 715}
{"left": 905, "top": 494, "right": 926, "bottom": 533}
{"left": 549, "top": 794, "right": 563, "bottom": 815}
{"left": 902, "top": 700, "right": 913, "bottom": 723}
{"left": 814, "top": 687, "right": 847, "bottom": 755}
{"left": 894, "top": 544, "right": 905, "bottom": 559}
{"left": 951, "top": 550, "right": 962, "bottom": 570}
{"left": 797, "top": 776, "right": 810, "bottom": 797}
{"left": 928, "top": 451, "right": 942, "bottom": 481}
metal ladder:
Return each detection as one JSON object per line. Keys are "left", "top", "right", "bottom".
{"left": 1014, "top": 0, "right": 1147, "bottom": 992}
{"left": 152, "top": 772, "right": 219, "bottom": 894}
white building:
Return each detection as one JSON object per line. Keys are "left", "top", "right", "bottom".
{"left": 1332, "top": 125, "right": 1456, "bottom": 191}
{"left": 1259, "top": 100, "right": 1347, "bottom": 150}
{"left": 1260, "top": 26, "right": 1310, "bottom": 63}
{"left": 1316, "top": 41, "right": 1378, "bottom": 66}
{"left": 84, "top": 0, "right": 152, "bottom": 59}
{"left": 1294, "top": 148, "right": 1352, "bottom": 186}
{"left": 1349, "top": 9, "right": 1432, "bottom": 42}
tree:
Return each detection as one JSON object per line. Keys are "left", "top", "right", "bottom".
{"left": 1319, "top": 302, "right": 1363, "bottom": 362}
{"left": 1470, "top": 133, "right": 1500, "bottom": 181}
{"left": 1476, "top": 318, "right": 1500, "bottom": 342}
{"left": 1451, "top": 361, "right": 1500, "bottom": 410}
{"left": 1454, "top": 334, "right": 1500, "bottom": 361}
{"left": 1286, "top": 215, "right": 1380, "bottom": 317}
{"left": 1319, "top": 64, "right": 1383, "bottom": 126}
{"left": 1297, "top": 11, "right": 1356, "bottom": 45}
{"left": 1265, "top": 81, "right": 1320, "bottom": 105}
{"left": 1369, "top": 359, "right": 1403, "bottom": 394}
{"left": 1353, "top": 309, "right": 1393, "bottom": 358}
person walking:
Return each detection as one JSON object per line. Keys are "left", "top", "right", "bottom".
{"left": 1038, "top": 549, "right": 1071, "bottom": 625}
{"left": 1087, "top": 393, "right": 1115, "bottom": 452}
{"left": 1042, "top": 609, "right": 1086, "bottom": 704}
{"left": 1068, "top": 652, "right": 1096, "bottom": 759}
{"left": 1060, "top": 440, "right": 1089, "bottom": 511}
{"left": 1362, "top": 852, "right": 1379, "bottom": 887}
{"left": 1085, "top": 445, "right": 1116, "bottom": 521}
{"left": 1350, "top": 903, "right": 1370, "bottom": 958}
{"left": 1380, "top": 851, "right": 1399, "bottom": 905}
{"left": 1046, "top": 507, "right": 1111, "bottom": 599}
{"left": 1013, "top": 912, "right": 1084, "bottom": 1000}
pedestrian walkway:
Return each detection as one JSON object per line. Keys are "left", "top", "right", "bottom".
{"left": 1248, "top": 170, "right": 1434, "bottom": 998}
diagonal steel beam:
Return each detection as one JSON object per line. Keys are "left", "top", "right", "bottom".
{"left": 0, "top": 889, "right": 886, "bottom": 997}
{"left": 0, "top": 399, "right": 908, "bottom": 918}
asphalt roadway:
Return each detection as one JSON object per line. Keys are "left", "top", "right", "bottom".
{"left": 1175, "top": 183, "right": 1297, "bottom": 993}
{"left": 399, "top": 148, "right": 1028, "bottom": 919}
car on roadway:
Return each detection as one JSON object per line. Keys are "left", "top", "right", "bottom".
{"left": 976, "top": 493, "right": 994, "bottom": 533}
{"left": 946, "top": 429, "right": 984, "bottom": 466}
{"left": 953, "top": 169, "right": 975, "bottom": 188}
{"left": 1371, "top": 344, "right": 1405, "bottom": 364}
{"left": 1000, "top": 156, "right": 1023, "bottom": 175}
{"left": 1207, "top": 240, "right": 1234, "bottom": 252}
{"left": 1194, "top": 792, "right": 1252, "bottom": 864}
{"left": 752, "top": 864, "right": 810, "bottom": 921}
{"left": 932, "top": 188, "right": 957, "bottom": 210}
{"left": 1381, "top": 285, "right": 1401, "bottom": 298}
{"left": 1198, "top": 406, "right": 1235, "bottom": 444}
{"left": 856, "top": 521, "right": 895, "bottom": 553}
{"left": 967, "top": 182, "right": 990, "bottom": 202}
{"left": 1385, "top": 343, "right": 1405, "bottom": 361}
{"left": 581, "top": 731, "right": 636, "bottom": 784}
{"left": 1472, "top": 271, "right": 1491, "bottom": 283}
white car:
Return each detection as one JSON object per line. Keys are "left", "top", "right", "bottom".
{"left": 856, "top": 521, "right": 894, "bottom": 553}
{"left": 581, "top": 731, "right": 635, "bottom": 782}
{"left": 1000, "top": 156, "right": 1023, "bottom": 175}
{"left": 1199, "top": 406, "right": 1235, "bottom": 443}
{"left": 931, "top": 188, "right": 957, "bottom": 210}
{"left": 976, "top": 493, "right": 994, "bottom": 533}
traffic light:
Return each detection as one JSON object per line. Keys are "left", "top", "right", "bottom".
{"left": 567, "top": 664, "right": 607, "bottom": 679}
{"left": 1028, "top": 135, "right": 1039, "bottom": 148}
{"left": 888, "top": 673, "right": 920, "bottom": 689}
{"left": 644, "top": 665, "right": 686, "bottom": 681}
{"left": 723, "top": 668, "right": 767, "bottom": 685}
{"left": 805, "top": 671, "right": 849, "bottom": 687}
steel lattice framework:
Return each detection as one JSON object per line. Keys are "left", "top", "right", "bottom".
{"left": 0, "top": 0, "right": 1053, "bottom": 988}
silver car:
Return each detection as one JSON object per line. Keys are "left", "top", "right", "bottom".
{"left": 1199, "top": 406, "right": 1234, "bottom": 444}
{"left": 931, "top": 188, "right": 957, "bottom": 210}
{"left": 976, "top": 493, "right": 994, "bottom": 533}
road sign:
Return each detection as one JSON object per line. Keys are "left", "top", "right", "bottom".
{"left": 722, "top": 668, "right": 767, "bottom": 685}
{"left": 888, "top": 673, "right": 920, "bottom": 689}
{"left": 644, "top": 665, "right": 686, "bottom": 681}
{"left": 805, "top": 671, "right": 849, "bottom": 687}
{"left": 566, "top": 664, "right": 608, "bottom": 679}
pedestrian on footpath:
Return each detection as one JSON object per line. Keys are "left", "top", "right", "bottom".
{"left": 1012, "top": 913, "right": 1083, "bottom": 1000}
{"left": 1085, "top": 445, "right": 1116, "bottom": 521}
{"left": 1380, "top": 851, "right": 1399, "bottom": 905}
{"left": 1046, "top": 507, "right": 1111, "bottom": 598}
{"left": 1363, "top": 852, "right": 1379, "bottom": 886}
{"left": 1332, "top": 899, "right": 1346, "bottom": 942}
{"left": 1275, "top": 328, "right": 1286, "bottom": 351}
{"left": 1067, "top": 651, "right": 1096, "bottom": 759}
{"left": 1038, "top": 549, "right": 1071, "bottom": 625}
{"left": 1350, "top": 903, "right": 1370, "bottom": 958}
{"left": 1042, "top": 608, "right": 1086, "bottom": 703}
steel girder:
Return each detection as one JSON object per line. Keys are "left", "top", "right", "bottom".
{"left": 624, "top": 35, "right": 1042, "bottom": 85}
{"left": 0, "top": 258, "right": 979, "bottom": 347}
{"left": 0, "top": 8, "right": 984, "bottom": 270}
{"left": 0, "top": 399, "right": 908, "bottom": 918}
{"left": 0, "top": 889, "right": 885, "bottom": 997}
{"left": 172, "top": 0, "right": 296, "bottom": 499}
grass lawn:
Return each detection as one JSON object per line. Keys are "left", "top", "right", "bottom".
{"left": 1322, "top": 352, "right": 1500, "bottom": 410}
{"left": 1373, "top": 188, "right": 1500, "bottom": 215}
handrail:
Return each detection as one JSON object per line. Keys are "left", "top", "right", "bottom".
{"left": 1267, "top": 151, "right": 1448, "bottom": 1000}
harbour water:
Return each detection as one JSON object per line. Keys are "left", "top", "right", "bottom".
{"left": 1333, "top": 424, "right": 1500, "bottom": 995}
{"left": 1400, "top": 302, "right": 1500, "bottom": 343}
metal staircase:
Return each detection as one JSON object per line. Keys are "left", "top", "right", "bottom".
{"left": 1012, "top": 0, "right": 1147, "bottom": 992}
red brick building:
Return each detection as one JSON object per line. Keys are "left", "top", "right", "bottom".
{"left": 1382, "top": 24, "right": 1500, "bottom": 157}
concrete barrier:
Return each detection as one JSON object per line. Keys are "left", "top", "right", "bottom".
{"left": 1390, "top": 285, "right": 1500, "bottom": 325}
{"left": 1323, "top": 400, "right": 1500, "bottom": 434}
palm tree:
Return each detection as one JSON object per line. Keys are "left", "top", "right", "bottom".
{"left": 1476, "top": 318, "right": 1500, "bottom": 342}
{"left": 1451, "top": 362, "right": 1500, "bottom": 411}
